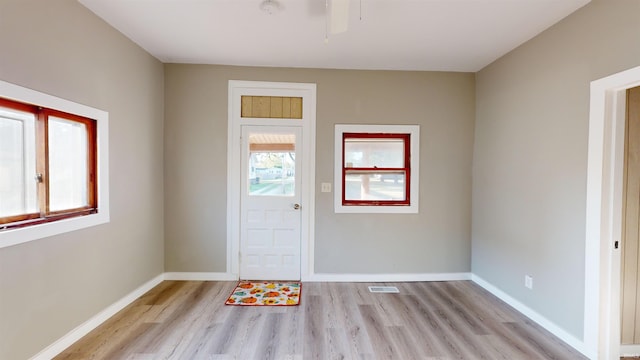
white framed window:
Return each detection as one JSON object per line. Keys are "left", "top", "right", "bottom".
{"left": 334, "top": 124, "right": 419, "bottom": 213}
{"left": 0, "top": 80, "right": 109, "bottom": 248}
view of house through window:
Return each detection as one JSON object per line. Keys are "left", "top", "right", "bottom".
{"left": 248, "top": 133, "right": 295, "bottom": 196}
{"left": 0, "top": 97, "right": 97, "bottom": 228}
{"left": 344, "top": 135, "right": 408, "bottom": 203}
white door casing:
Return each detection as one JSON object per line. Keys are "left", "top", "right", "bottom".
{"left": 585, "top": 65, "right": 640, "bottom": 359}
{"left": 227, "top": 81, "right": 316, "bottom": 281}
{"left": 240, "top": 126, "right": 302, "bottom": 280}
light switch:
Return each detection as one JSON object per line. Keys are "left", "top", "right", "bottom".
{"left": 321, "top": 183, "right": 332, "bottom": 192}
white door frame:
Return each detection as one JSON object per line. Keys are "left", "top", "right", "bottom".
{"left": 227, "top": 80, "right": 316, "bottom": 281}
{"left": 585, "top": 65, "right": 640, "bottom": 359}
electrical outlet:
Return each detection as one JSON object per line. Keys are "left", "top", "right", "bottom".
{"left": 321, "top": 182, "right": 332, "bottom": 192}
{"left": 525, "top": 275, "right": 533, "bottom": 289}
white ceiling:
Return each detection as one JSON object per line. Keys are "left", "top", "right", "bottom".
{"left": 78, "top": 0, "right": 590, "bottom": 72}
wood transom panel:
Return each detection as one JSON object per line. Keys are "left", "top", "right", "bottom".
{"left": 241, "top": 96, "right": 303, "bottom": 119}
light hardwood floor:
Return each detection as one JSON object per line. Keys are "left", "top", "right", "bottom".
{"left": 55, "top": 281, "right": 587, "bottom": 359}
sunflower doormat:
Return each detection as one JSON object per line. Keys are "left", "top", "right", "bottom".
{"left": 225, "top": 281, "right": 301, "bottom": 306}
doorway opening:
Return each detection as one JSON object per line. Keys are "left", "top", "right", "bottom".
{"left": 585, "top": 66, "right": 640, "bottom": 359}
{"left": 620, "top": 86, "right": 640, "bottom": 356}
{"left": 227, "top": 81, "right": 316, "bottom": 281}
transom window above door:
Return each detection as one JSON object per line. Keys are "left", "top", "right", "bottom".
{"left": 241, "top": 96, "right": 302, "bottom": 119}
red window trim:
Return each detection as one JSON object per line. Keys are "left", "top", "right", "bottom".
{"left": 0, "top": 97, "right": 98, "bottom": 229}
{"left": 341, "top": 132, "right": 411, "bottom": 206}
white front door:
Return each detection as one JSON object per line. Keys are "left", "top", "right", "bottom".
{"left": 240, "top": 125, "right": 302, "bottom": 280}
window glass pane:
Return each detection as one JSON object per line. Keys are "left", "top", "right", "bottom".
{"left": 0, "top": 109, "right": 37, "bottom": 217}
{"left": 344, "top": 138, "right": 404, "bottom": 168}
{"left": 248, "top": 133, "right": 295, "bottom": 196}
{"left": 48, "top": 116, "right": 88, "bottom": 211}
{"left": 344, "top": 171, "right": 406, "bottom": 201}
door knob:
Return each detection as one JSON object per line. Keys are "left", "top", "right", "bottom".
{"left": 293, "top": 203, "right": 301, "bottom": 210}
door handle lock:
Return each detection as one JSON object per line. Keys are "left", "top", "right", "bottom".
{"left": 293, "top": 203, "right": 301, "bottom": 210}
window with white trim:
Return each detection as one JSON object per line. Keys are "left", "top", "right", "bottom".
{"left": 334, "top": 124, "right": 419, "bottom": 213}
{"left": 0, "top": 80, "right": 109, "bottom": 248}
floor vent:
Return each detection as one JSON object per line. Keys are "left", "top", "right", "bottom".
{"left": 368, "top": 286, "right": 399, "bottom": 293}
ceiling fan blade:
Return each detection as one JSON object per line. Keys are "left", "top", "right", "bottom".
{"left": 330, "top": 0, "right": 349, "bottom": 34}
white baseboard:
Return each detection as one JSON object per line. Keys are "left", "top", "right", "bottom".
{"left": 306, "top": 272, "right": 472, "bottom": 282}
{"left": 621, "top": 344, "right": 640, "bottom": 356}
{"left": 30, "top": 273, "right": 164, "bottom": 360}
{"left": 471, "top": 274, "right": 588, "bottom": 358}
{"left": 164, "top": 272, "right": 237, "bottom": 281}
{"left": 30, "top": 272, "right": 236, "bottom": 359}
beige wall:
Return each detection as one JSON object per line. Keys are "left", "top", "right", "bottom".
{"left": 0, "top": 1, "right": 165, "bottom": 359}
{"left": 164, "top": 65, "right": 475, "bottom": 273}
{"left": 473, "top": 0, "right": 640, "bottom": 339}
{"left": 8, "top": 0, "right": 634, "bottom": 357}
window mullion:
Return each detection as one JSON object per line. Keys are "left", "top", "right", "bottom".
{"left": 35, "top": 110, "right": 49, "bottom": 217}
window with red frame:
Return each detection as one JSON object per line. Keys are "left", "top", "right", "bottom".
{"left": 342, "top": 133, "right": 410, "bottom": 206}
{"left": 0, "top": 97, "right": 97, "bottom": 229}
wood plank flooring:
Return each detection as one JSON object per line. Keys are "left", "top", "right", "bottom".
{"left": 55, "top": 281, "right": 587, "bottom": 359}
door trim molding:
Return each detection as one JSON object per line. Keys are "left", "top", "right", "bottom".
{"left": 227, "top": 80, "right": 316, "bottom": 281}
{"left": 585, "top": 65, "right": 640, "bottom": 359}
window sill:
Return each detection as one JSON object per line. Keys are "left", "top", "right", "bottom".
{"left": 0, "top": 211, "right": 109, "bottom": 249}
{"left": 335, "top": 204, "right": 419, "bottom": 214}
